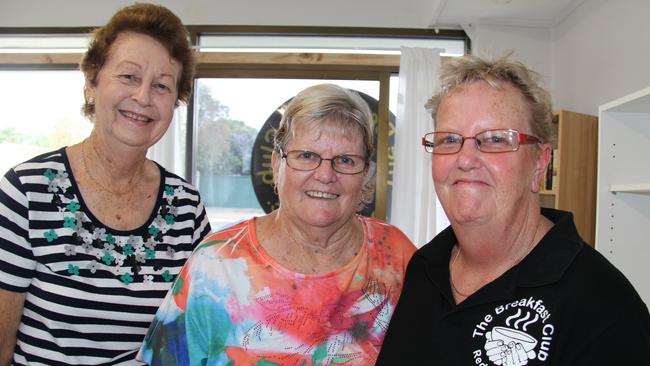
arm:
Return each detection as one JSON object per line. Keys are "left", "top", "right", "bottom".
{"left": 564, "top": 306, "right": 650, "bottom": 365}
{"left": 192, "top": 199, "right": 212, "bottom": 246}
{"left": 0, "top": 289, "right": 26, "bottom": 365}
{"left": 0, "top": 169, "right": 35, "bottom": 364}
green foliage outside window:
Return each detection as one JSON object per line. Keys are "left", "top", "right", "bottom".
{"left": 195, "top": 84, "right": 258, "bottom": 175}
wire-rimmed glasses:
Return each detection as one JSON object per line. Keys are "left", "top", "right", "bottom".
{"left": 281, "top": 149, "right": 368, "bottom": 174}
{"left": 422, "top": 128, "right": 544, "bottom": 154}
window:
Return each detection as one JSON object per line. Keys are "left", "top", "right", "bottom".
{"left": 0, "top": 70, "right": 91, "bottom": 174}
{"left": 193, "top": 78, "right": 399, "bottom": 230}
{"left": 199, "top": 34, "right": 465, "bottom": 56}
{"left": 0, "top": 26, "right": 467, "bottom": 226}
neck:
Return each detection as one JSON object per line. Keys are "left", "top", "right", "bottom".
{"left": 82, "top": 134, "right": 148, "bottom": 194}
{"left": 452, "top": 203, "right": 544, "bottom": 269}
{"left": 275, "top": 209, "right": 360, "bottom": 251}
{"left": 449, "top": 205, "right": 551, "bottom": 302}
{"left": 258, "top": 210, "right": 363, "bottom": 274}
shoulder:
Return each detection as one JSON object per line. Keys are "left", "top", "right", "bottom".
{"left": 157, "top": 165, "right": 207, "bottom": 220}
{"left": 6, "top": 147, "right": 67, "bottom": 176}
{"left": 570, "top": 245, "right": 645, "bottom": 304}
{"left": 2, "top": 147, "right": 69, "bottom": 194}
{"left": 360, "top": 215, "right": 409, "bottom": 239}
{"left": 416, "top": 225, "right": 455, "bottom": 262}
{"left": 360, "top": 216, "right": 416, "bottom": 250}
{"left": 158, "top": 165, "right": 201, "bottom": 196}
{"left": 195, "top": 219, "right": 252, "bottom": 252}
{"left": 180, "top": 220, "right": 254, "bottom": 279}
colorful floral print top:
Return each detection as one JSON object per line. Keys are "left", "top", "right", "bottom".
{"left": 0, "top": 148, "right": 211, "bottom": 365}
{"left": 138, "top": 216, "right": 416, "bottom": 366}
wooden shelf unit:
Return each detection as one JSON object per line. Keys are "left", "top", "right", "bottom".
{"left": 539, "top": 110, "right": 598, "bottom": 246}
{"left": 596, "top": 86, "right": 650, "bottom": 305}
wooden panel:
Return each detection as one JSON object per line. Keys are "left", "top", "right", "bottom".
{"left": 198, "top": 52, "right": 400, "bottom": 67}
{"left": 555, "top": 110, "right": 598, "bottom": 245}
{"left": 0, "top": 52, "right": 82, "bottom": 65}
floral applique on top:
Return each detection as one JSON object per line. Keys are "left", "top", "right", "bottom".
{"left": 43, "top": 168, "right": 182, "bottom": 285}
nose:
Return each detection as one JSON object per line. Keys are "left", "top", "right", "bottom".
{"left": 132, "top": 82, "right": 152, "bottom": 106}
{"left": 456, "top": 136, "right": 482, "bottom": 170}
{"left": 313, "top": 158, "right": 337, "bottom": 182}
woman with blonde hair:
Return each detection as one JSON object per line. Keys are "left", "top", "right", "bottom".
{"left": 139, "top": 83, "right": 416, "bottom": 365}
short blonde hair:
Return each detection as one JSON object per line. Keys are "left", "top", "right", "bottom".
{"left": 426, "top": 54, "right": 553, "bottom": 143}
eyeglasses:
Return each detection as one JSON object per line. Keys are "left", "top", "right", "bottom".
{"left": 281, "top": 150, "right": 368, "bottom": 175}
{"left": 422, "top": 128, "right": 544, "bottom": 155}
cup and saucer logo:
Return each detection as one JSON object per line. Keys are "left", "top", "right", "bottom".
{"left": 471, "top": 297, "right": 555, "bottom": 365}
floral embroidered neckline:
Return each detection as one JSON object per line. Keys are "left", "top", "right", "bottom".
{"left": 43, "top": 164, "right": 182, "bottom": 285}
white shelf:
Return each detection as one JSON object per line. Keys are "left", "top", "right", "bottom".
{"left": 596, "top": 86, "right": 650, "bottom": 306}
{"left": 599, "top": 86, "right": 650, "bottom": 113}
{"left": 608, "top": 183, "right": 650, "bottom": 194}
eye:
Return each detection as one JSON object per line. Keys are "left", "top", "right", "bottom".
{"left": 296, "top": 151, "right": 318, "bottom": 161}
{"left": 481, "top": 132, "right": 511, "bottom": 145}
{"left": 119, "top": 74, "right": 136, "bottom": 81}
{"left": 335, "top": 155, "right": 356, "bottom": 167}
{"left": 437, "top": 134, "right": 462, "bottom": 145}
{"left": 488, "top": 136, "right": 507, "bottom": 143}
{"left": 154, "top": 82, "right": 171, "bottom": 92}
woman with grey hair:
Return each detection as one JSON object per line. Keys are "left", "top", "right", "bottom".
{"left": 139, "top": 83, "right": 415, "bottom": 365}
{"left": 376, "top": 54, "right": 650, "bottom": 365}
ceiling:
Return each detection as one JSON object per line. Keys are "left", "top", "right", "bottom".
{"left": 0, "top": 0, "right": 588, "bottom": 30}
{"left": 430, "top": 0, "right": 586, "bottom": 29}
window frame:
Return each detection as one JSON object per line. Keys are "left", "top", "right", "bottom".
{"left": 0, "top": 25, "right": 469, "bottom": 219}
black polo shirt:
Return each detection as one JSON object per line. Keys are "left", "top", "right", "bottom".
{"left": 377, "top": 208, "right": 650, "bottom": 365}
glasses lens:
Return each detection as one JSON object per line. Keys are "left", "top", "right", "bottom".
{"left": 332, "top": 155, "right": 366, "bottom": 174}
{"left": 285, "top": 150, "right": 321, "bottom": 171}
{"left": 476, "top": 129, "right": 518, "bottom": 152}
{"left": 430, "top": 132, "right": 463, "bottom": 154}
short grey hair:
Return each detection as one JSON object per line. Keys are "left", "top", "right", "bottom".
{"left": 273, "top": 83, "right": 375, "bottom": 207}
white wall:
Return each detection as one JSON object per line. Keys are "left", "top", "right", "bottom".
{"left": 4, "top": 0, "right": 649, "bottom": 119}
{"left": 553, "top": 0, "right": 650, "bottom": 115}
{"left": 464, "top": 0, "right": 650, "bottom": 116}
{"left": 468, "top": 23, "right": 554, "bottom": 100}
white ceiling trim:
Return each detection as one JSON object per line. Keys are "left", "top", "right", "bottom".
{"left": 428, "top": 0, "right": 449, "bottom": 29}
{"left": 552, "top": 0, "right": 587, "bottom": 27}
{"left": 450, "top": 16, "right": 559, "bottom": 29}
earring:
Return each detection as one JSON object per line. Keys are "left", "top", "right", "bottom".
{"left": 273, "top": 183, "right": 278, "bottom": 195}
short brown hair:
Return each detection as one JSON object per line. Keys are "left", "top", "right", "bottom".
{"left": 426, "top": 54, "right": 553, "bottom": 143}
{"left": 80, "top": 3, "right": 195, "bottom": 119}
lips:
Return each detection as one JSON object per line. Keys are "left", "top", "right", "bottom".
{"left": 120, "top": 110, "right": 153, "bottom": 123}
{"left": 453, "top": 178, "right": 488, "bottom": 186}
{"left": 306, "top": 190, "right": 339, "bottom": 199}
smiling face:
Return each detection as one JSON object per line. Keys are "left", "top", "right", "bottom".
{"left": 432, "top": 81, "right": 551, "bottom": 227}
{"left": 86, "top": 31, "right": 181, "bottom": 150}
{"left": 272, "top": 121, "right": 367, "bottom": 230}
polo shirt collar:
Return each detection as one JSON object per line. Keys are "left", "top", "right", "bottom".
{"left": 417, "top": 208, "right": 584, "bottom": 307}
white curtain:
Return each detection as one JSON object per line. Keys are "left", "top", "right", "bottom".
{"left": 147, "top": 107, "right": 186, "bottom": 178}
{"left": 390, "top": 47, "right": 449, "bottom": 247}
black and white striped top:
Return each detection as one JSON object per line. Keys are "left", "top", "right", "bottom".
{"left": 0, "top": 148, "right": 211, "bottom": 365}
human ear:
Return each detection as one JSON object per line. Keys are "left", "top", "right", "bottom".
{"left": 532, "top": 143, "right": 552, "bottom": 192}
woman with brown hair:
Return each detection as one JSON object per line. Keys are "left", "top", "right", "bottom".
{"left": 0, "top": 4, "right": 210, "bottom": 364}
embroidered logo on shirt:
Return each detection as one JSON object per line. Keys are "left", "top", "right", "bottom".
{"left": 471, "top": 297, "right": 555, "bottom": 365}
